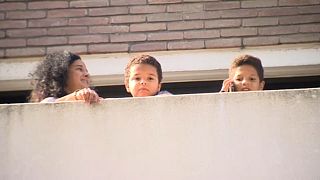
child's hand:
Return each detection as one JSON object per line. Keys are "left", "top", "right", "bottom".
{"left": 75, "top": 88, "right": 100, "bottom": 104}
{"left": 220, "top": 78, "right": 233, "bottom": 92}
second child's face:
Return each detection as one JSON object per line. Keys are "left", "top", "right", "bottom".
{"left": 126, "top": 64, "right": 161, "bottom": 97}
{"left": 231, "top": 65, "right": 264, "bottom": 91}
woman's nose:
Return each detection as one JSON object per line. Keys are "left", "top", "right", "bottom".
{"left": 84, "top": 71, "right": 89, "bottom": 78}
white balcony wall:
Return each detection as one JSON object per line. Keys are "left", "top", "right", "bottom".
{"left": 0, "top": 88, "right": 320, "bottom": 180}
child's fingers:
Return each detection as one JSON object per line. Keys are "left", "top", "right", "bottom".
{"left": 221, "top": 78, "right": 233, "bottom": 92}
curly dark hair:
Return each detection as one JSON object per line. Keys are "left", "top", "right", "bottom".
{"left": 29, "top": 51, "right": 81, "bottom": 102}
{"left": 124, "top": 54, "right": 163, "bottom": 86}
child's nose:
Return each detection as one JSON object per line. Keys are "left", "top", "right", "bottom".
{"left": 140, "top": 79, "right": 147, "bottom": 85}
{"left": 242, "top": 79, "right": 248, "bottom": 85}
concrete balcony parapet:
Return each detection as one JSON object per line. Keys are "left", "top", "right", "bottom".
{"left": 0, "top": 88, "right": 319, "bottom": 180}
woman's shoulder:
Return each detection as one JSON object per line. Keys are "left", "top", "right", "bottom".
{"left": 40, "top": 97, "right": 57, "bottom": 103}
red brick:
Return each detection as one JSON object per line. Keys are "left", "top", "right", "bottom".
{"left": 130, "top": 42, "right": 166, "bottom": 52}
{"left": 111, "top": 15, "right": 146, "bottom": 24}
{"left": 89, "top": 25, "right": 129, "bottom": 33}
{"left": 29, "top": 18, "right": 67, "bottom": 27}
{"left": 221, "top": 9, "right": 258, "bottom": 18}
{"left": 243, "top": 36, "right": 279, "bottom": 46}
{"left": 69, "top": 35, "right": 109, "bottom": 44}
{"left": 243, "top": 17, "right": 278, "bottom": 27}
{"left": 184, "top": 0, "right": 219, "bottom": 1}
{"left": 167, "top": 21, "right": 203, "bottom": 30}
{"left": 168, "top": 40, "right": 204, "bottom": 50}
{"left": 259, "top": 25, "right": 299, "bottom": 35}
{"left": 48, "top": 9, "right": 87, "bottom": 18}
{"left": 258, "top": 7, "right": 299, "bottom": 17}
{"left": 300, "top": 24, "right": 320, "bottom": 33}
{"left": 0, "top": 13, "right": 4, "bottom": 20}
{"left": 0, "top": 50, "right": 4, "bottom": 58}
{"left": 280, "top": 33, "right": 320, "bottom": 43}
{"left": 69, "top": 17, "right": 109, "bottom": 26}
{"left": 183, "top": 11, "right": 220, "bottom": 20}
{"left": 28, "top": 1, "right": 68, "bottom": 9}
{"left": 205, "top": 19, "right": 241, "bottom": 28}
{"left": 147, "top": 13, "right": 182, "bottom": 22}
{"left": 0, "top": 3, "right": 26, "bottom": 11}
{"left": 6, "top": 11, "right": 46, "bottom": 19}
{"left": 221, "top": 28, "right": 257, "bottom": 37}
{"left": 7, "top": 28, "right": 47, "bottom": 37}
{"left": 241, "top": 0, "right": 277, "bottom": 8}
{"left": 130, "top": 5, "right": 166, "bottom": 14}
{"left": 89, "top": 7, "right": 128, "bottom": 16}
{"left": 167, "top": 4, "right": 203, "bottom": 12}
{"left": 205, "top": 38, "right": 241, "bottom": 48}
{"left": 0, "top": 31, "right": 4, "bottom": 38}
{"left": 47, "top": 45, "right": 87, "bottom": 54}
{"left": 6, "top": 47, "right": 45, "bottom": 57}
{"left": 28, "top": 37, "right": 67, "bottom": 46}
{"left": 0, "top": 39, "right": 26, "bottom": 48}
{"left": 110, "top": 33, "right": 146, "bottom": 42}
{"left": 184, "top": 29, "right": 219, "bottom": 39}
{"left": 279, "top": 0, "right": 320, "bottom": 6}
{"left": 280, "top": 14, "right": 320, "bottom": 25}
{"left": 88, "top": 44, "right": 129, "bottom": 53}
{"left": 0, "top": 20, "right": 26, "bottom": 29}
{"left": 205, "top": 1, "right": 240, "bottom": 11}
{"left": 110, "top": 0, "right": 146, "bottom": 6}
{"left": 298, "top": 5, "right": 320, "bottom": 14}
{"left": 48, "top": 27, "right": 88, "bottom": 35}
{"left": 148, "top": 0, "right": 182, "bottom": 4}
{"left": 130, "top": 23, "right": 166, "bottom": 32}
{"left": 70, "top": 0, "right": 109, "bottom": 8}
{"left": 147, "top": 32, "right": 183, "bottom": 41}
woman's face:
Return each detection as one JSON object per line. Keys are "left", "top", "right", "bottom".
{"left": 65, "top": 59, "right": 90, "bottom": 93}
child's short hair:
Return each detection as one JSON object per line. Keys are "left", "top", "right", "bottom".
{"left": 124, "top": 54, "right": 163, "bottom": 84}
{"left": 229, "top": 54, "right": 264, "bottom": 82}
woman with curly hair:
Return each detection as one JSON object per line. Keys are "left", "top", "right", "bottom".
{"left": 29, "top": 51, "right": 101, "bottom": 103}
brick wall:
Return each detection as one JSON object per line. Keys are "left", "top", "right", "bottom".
{"left": 0, "top": 0, "right": 319, "bottom": 58}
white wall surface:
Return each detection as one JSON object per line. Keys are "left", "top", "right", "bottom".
{"left": 0, "top": 88, "right": 319, "bottom": 180}
{"left": 0, "top": 43, "right": 320, "bottom": 91}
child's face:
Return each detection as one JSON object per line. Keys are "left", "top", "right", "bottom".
{"left": 230, "top": 65, "right": 264, "bottom": 91}
{"left": 126, "top": 64, "right": 161, "bottom": 97}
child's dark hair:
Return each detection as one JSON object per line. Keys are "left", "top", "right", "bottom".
{"left": 229, "top": 54, "right": 264, "bottom": 81}
{"left": 124, "top": 54, "right": 163, "bottom": 84}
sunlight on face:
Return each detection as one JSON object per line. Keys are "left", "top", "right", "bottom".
{"left": 126, "top": 64, "right": 161, "bottom": 97}
{"left": 65, "top": 60, "right": 90, "bottom": 94}
{"left": 231, "top": 65, "right": 264, "bottom": 91}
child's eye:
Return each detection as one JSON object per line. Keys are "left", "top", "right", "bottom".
{"left": 134, "top": 77, "right": 141, "bottom": 81}
{"left": 148, "top": 77, "right": 154, "bottom": 81}
{"left": 250, "top": 77, "right": 256, "bottom": 81}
